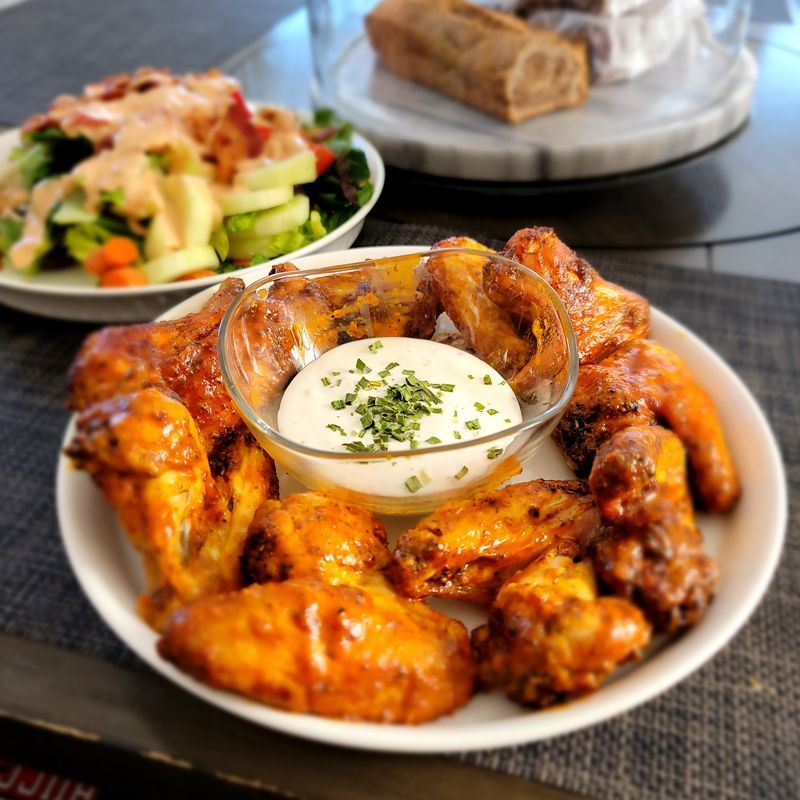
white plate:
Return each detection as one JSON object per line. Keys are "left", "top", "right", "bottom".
{"left": 57, "top": 245, "right": 786, "bottom": 753}
{"left": 312, "top": 19, "right": 757, "bottom": 181}
{"left": 0, "top": 129, "right": 385, "bottom": 322}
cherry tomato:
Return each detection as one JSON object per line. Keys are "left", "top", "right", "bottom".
{"left": 310, "top": 143, "right": 336, "bottom": 176}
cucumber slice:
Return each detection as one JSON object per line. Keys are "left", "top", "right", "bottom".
{"left": 52, "top": 192, "right": 96, "bottom": 225}
{"left": 141, "top": 245, "right": 218, "bottom": 284}
{"left": 221, "top": 186, "right": 294, "bottom": 217}
{"left": 144, "top": 211, "right": 180, "bottom": 260}
{"left": 228, "top": 195, "right": 310, "bottom": 240}
{"left": 239, "top": 151, "right": 316, "bottom": 190}
{"left": 161, "top": 175, "right": 216, "bottom": 248}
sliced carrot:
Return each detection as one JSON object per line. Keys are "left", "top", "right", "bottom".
{"left": 84, "top": 247, "right": 108, "bottom": 276}
{"left": 176, "top": 269, "right": 217, "bottom": 281}
{"left": 101, "top": 237, "right": 140, "bottom": 270}
{"left": 100, "top": 266, "right": 148, "bottom": 288}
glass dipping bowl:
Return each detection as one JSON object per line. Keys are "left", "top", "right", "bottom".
{"left": 218, "top": 249, "right": 578, "bottom": 514}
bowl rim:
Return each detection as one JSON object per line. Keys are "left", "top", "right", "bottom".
{"left": 218, "top": 246, "right": 580, "bottom": 462}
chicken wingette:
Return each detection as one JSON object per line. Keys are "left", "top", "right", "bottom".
{"left": 389, "top": 479, "right": 600, "bottom": 605}
{"left": 554, "top": 338, "right": 740, "bottom": 513}
{"left": 493, "top": 227, "right": 650, "bottom": 366}
{"left": 161, "top": 492, "right": 476, "bottom": 723}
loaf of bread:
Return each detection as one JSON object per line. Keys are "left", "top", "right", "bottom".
{"left": 365, "top": 0, "right": 589, "bottom": 124}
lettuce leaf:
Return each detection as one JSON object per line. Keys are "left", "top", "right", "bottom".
{"left": 0, "top": 217, "right": 23, "bottom": 255}
{"left": 12, "top": 128, "right": 93, "bottom": 188}
{"left": 62, "top": 215, "right": 138, "bottom": 263}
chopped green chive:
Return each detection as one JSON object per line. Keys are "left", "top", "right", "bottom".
{"left": 355, "top": 358, "right": 370, "bottom": 373}
{"left": 483, "top": 375, "right": 492, "bottom": 385}
{"left": 474, "top": 402, "right": 485, "bottom": 411}
{"left": 321, "top": 376, "right": 331, "bottom": 387}
{"left": 487, "top": 408, "right": 498, "bottom": 416}
{"left": 504, "top": 418, "right": 512, "bottom": 423}
{"left": 468, "top": 374, "right": 474, "bottom": 380}
{"left": 385, "top": 361, "right": 399, "bottom": 371}
{"left": 405, "top": 475, "right": 423, "bottom": 493}
{"left": 454, "top": 466, "right": 469, "bottom": 480}
{"left": 332, "top": 371, "right": 341, "bottom": 376}
{"left": 378, "top": 369, "right": 390, "bottom": 378}
{"left": 326, "top": 423, "right": 346, "bottom": 435}
{"left": 331, "top": 399, "right": 345, "bottom": 410}
{"left": 487, "top": 447, "right": 503, "bottom": 460}
{"left": 426, "top": 436, "right": 442, "bottom": 445}
{"left": 368, "top": 340, "right": 383, "bottom": 353}
{"left": 465, "top": 419, "right": 481, "bottom": 430}
{"left": 410, "top": 440, "right": 419, "bottom": 450}
{"left": 439, "top": 383, "right": 455, "bottom": 392}
{"left": 344, "top": 393, "right": 357, "bottom": 405}
{"left": 453, "top": 430, "right": 462, "bottom": 440}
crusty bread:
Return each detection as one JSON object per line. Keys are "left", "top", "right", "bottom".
{"left": 365, "top": 0, "right": 589, "bottom": 123}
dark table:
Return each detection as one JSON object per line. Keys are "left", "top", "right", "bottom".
{"left": 0, "top": 2, "right": 798, "bottom": 799}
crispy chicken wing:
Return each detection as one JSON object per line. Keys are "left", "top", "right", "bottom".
{"left": 314, "top": 253, "right": 440, "bottom": 340}
{"left": 389, "top": 479, "right": 600, "bottom": 604}
{"left": 472, "top": 547, "right": 650, "bottom": 707}
{"left": 241, "top": 492, "right": 390, "bottom": 585}
{"left": 66, "top": 280, "right": 280, "bottom": 628}
{"left": 554, "top": 338, "right": 740, "bottom": 512}
{"left": 428, "top": 238, "right": 534, "bottom": 379}
{"left": 158, "top": 578, "right": 475, "bottom": 723}
{"left": 68, "top": 278, "right": 245, "bottom": 458}
{"left": 231, "top": 265, "right": 338, "bottom": 403}
{"left": 495, "top": 227, "right": 650, "bottom": 365}
{"left": 588, "top": 425, "right": 719, "bottom": 631}
{"left": 65, "top": 387, "right": 278, "bottom": 628}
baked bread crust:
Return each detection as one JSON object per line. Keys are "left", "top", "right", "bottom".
{"left": 365, "top": 0, "right": 589, "bottom": 123}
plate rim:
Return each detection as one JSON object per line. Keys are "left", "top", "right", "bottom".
{"left": 56, "top": 244, "right": 787, "bottom": 753}
{"left": 0, "top": 127, "right": 385, "bottom": 297}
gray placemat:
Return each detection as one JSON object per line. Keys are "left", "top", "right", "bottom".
{"left": 0, "top": 0, "right": 300, "bottom": 126}
{"left": 1, "top": 217, "right": 797, "bottom": 800}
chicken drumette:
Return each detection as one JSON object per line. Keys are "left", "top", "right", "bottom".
{"left": 588, "top": 425, "right": 719, "bottom": 631}
{"left": 389, "top": 479, "right": 600, "bottom": 605}
{"left": 472, "top": 545, "right": 651, "bottom": 707}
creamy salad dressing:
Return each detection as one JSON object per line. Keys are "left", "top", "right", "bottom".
{"left": 6, "top": 68, "right": 314, "bottom": 270}
{"left": 278, "top": 338, "right": 523, "bottom": 498}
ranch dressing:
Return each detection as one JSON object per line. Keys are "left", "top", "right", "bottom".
{"left": 278, "top": 337, "right": 522, "bottom": 498}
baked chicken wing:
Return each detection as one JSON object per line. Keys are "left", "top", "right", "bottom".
{"left": 428, "top": 237, "right": 534, "bottom": 379}
{"left": 65, "top": 387, "right": 278, "bottom": 628}
{"left": 315, "top": 253, "right": 440, "bottom": 340}
{"left": 472, "top": 547, "right": 650, "bottom": 707}
{"left": 158, "top": 578, "right": 475, "bottom": 723}
{"left": 389, "top": 479, "right": 600, "bottom": 605}
{"left": 495, "top": 227, "right": 650, "bottom": 365}
{"left": 68, "top": 278, "right": 245, "bottom": 458}
{"left": 588, "top": 425, "right": 719, "bottom": 631}
{"left": 241, "top": 492, "right": 390, "bottom": 586}
{"left": 554, "top": 338, "right": 740, "bottom": 513}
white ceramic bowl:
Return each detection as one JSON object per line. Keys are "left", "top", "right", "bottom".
{"left": 0, "top": 128, "right": 385, "bottom": 322}
{"left": 57, "top": 246, "right": 786, "bottom": 753}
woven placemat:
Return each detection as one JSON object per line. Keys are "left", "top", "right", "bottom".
{"left": 0, "top": 218, "right": 797, "bottom": 800}
{"left": 0, "top": 0, "right": 299, "bottom": 126}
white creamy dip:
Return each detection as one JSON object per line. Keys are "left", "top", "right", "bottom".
{"left": 278, "top": 337, "right": 522, "bottom": 498}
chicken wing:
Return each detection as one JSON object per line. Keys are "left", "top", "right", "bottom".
{"left": 314, "top": 253, "right": 440, "bottom": 340}
{"left": 65, "top": 387, "right": 277, "bottom": 628}
{"left": 158, "top": 578, "right": 475, "bottom": 723}
{"left": 427, "top": 237, "right": 534, "bottom": 379}
{"left": 588, "top": 425, "right": 718, "bottom": 631}
{"left": 389, "top": 479, "right": 600, "bottom": 604}
{"left": 495, "top": 227, "right": 650, "bottom": 365}
{"left": 554, "top": 338, "right": 740, "bottom": 513}
{"left": 231, "top": 264, "right": 338, "bottom": 404}
{"left": 472, "top": 547, "right": 650, "bottom": 708}
{"left": 241, "top": 492, "right": 390, "bottom": 585}
{"left": 68, "top": 278, "right": 245, "bottom": 458}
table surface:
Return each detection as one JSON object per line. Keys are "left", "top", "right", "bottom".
{"left": 0, "top": 1, "right": 798, "bottom": 799}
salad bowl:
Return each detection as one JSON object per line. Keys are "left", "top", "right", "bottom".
{"left": 0, "top": 118, "right": 384, "bottom": 323}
